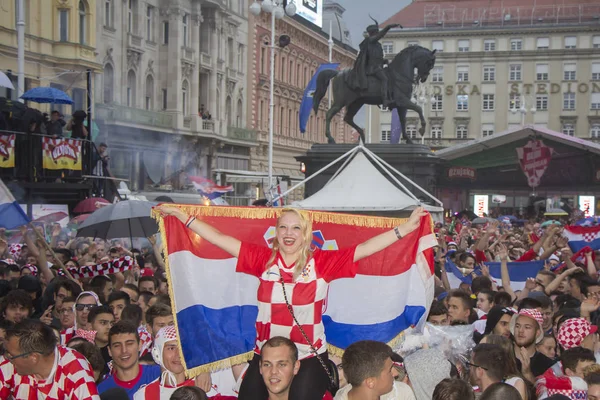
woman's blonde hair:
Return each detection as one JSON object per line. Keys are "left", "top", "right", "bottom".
{"left": 265, "top": 208, "right": 313, "bottom": 280}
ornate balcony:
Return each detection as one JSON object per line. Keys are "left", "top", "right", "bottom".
{"left": 96, "top": 103, "right": 174, "bottom": 130}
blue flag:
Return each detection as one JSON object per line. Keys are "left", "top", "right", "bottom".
{"left": 299, "top": 63, "right": 339, "bottom": 134}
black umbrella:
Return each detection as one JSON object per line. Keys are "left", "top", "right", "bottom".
{"left": 76, "top": 200, "right": 158, "bottom": 241}
{"left": 456, "top": 210, "right": 478, "bottom": 220}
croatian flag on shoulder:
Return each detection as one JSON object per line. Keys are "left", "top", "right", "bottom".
{"left": 564, "top": 225, "right": 600, "bottom": 252}
{"left": 445, "top": 258, "right": 544, "bottom": 291}
{"left": 0, "top": 178, "right": 29, "bottom": 229}
{"left": 188, "top": 176, "right": 233, "bottom": 200}
{"left": 154, "top": 206, "right": 436, "bottom": 375}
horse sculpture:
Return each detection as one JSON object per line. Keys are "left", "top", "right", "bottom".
{"left": 312, "top": 45, "right": 437, "bottom": 144}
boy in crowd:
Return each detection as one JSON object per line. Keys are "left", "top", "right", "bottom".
{"left": 108, "top": 291, "right": 131, "bottom": 323}
{"left": 146, "top": 303, "right": 174, "bottom": 338}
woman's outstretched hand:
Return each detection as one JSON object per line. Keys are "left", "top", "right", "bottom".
{"left": 156, "top": 205, "right": 187, "bottom": 222}
{"left": 397, "top": 206, "right": 428, "bottom": 237}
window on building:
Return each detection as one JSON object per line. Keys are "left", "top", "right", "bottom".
{"left": 228, "top": 38, "right": 234, "bottom": 68}
{"left": 536, "top": 95, "right": 548, "bottom": 111}
{"left": 564, "top": 36, "right": 577, "bottom": 49}
{"left": 432, "top": 40, "right": 444, "bottom": 52}
{"left": 58, "top": 9, "right": 68, "bottom": 42}
{"left": 456, "top": 125, "right": 468, "bottom": 139}
{"left": 145, "top": 75, "right": 153, "bottom": 110}
{"left": 483, "top": 65, "right": 495, "bottom": 81}
{"left": 592, "top": 93, "right": 600, "bottom": 110}
{"left": 482, "top": 94, "right": 495, "bottom": 111}
{"left": 562, "top": 124, "right": 574, "bottom": 136}
{"left": 510, "top": 38, "right": 522, "bottom": 51}
{"left": 238, "top": 44, "right": 244, "bottom": 71}
{"left": 127, "top": 70, "right": 136, "bottom": 107}
{"left": 146, "top": 6, "right": 153, "bottom": 41}
{"left": 592, "top": 62, "right": 600, "bottom": 81}
{"left": 381, "top": 129, "right": 391, "bottom": 143}
{"left": 162, "top": 21, "right": 169, "bottom": 44}
{"left": 536, "top": 64, "right": 549, "bottom": 81}
{"left": 457, "top": 65, "right": 469, "bottom": 82}
{"left": 182, "top": 80, "right": 189, "bottom": 115}
{"left": 594, "top": 36, "right": 600, "bottom": 49}
{"left": 536, "top": 37, "right": 549, "bottom": 49}
{"left": 104, "top": 0, "right": 113, "bottom": 27}
{"left": 563, "top": 92, "right": 576, "bottom": 110}
{"left": 563, "top": 63, "right": 576, "bottom": 81}
{"left": 162, "top": 88, "right": 167, "bottom": 110}
{"left": 78, "top": 1, "right": 87, "bottom": 45}
{"left": 407, "top": 41, "right": 419, "bottom": 47}
{"left": 127, "top": 0, "right": 136, "bottom": 34}
{"left": 432, "top": 66, "right": 443, "bottom": 82}
{"left": 238, "top": 99, "right": 244, "bottom": 128}
{"left": 458, "top": 39, "right": 469, "bottom": 52}
{"left": 483, "top": 39, "right": 496, "bottom": 51}
{"left": 509, "top": 64, "right": 522, "bottom": 81}
{"left": 431, "top": 94, "right": 443, "bottom": 111}
{"left": 103, "top": 64, "right": 114, "bottom": 104}
{"left": 482, "top": 124, "right": 494, "bottom": 137}
{"left": 431, "top": 125, "right": 442, "bottom": 139}
{"left": 382, "top": 41, "right": 394, "bottom": 55}
{"left": 456, "top": 95, "right": 469, "bottom": 111}
{"left": 183, "top": 14, "right": 189, "bottom": 47}
{"left": 591, "top": 124, "right": 600, "bottom": 139}
{"left": 509, "top": 93, "right": 521, "bottom": 111}
{"left": 406, "top": 125, "right": 417, "bottom": 139}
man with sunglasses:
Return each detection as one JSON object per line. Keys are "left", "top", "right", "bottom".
{"left": 75, "top": 291, "right": 101, "bottom": 331}
{"left": 0, "top": 319, "right": 100, "bottom": 399}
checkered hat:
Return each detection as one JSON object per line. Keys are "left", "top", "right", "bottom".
{"left": 509, "top": 308, "right": 545, "bottom": 344}
{"left": 557, "top": 318, "right": 598, "bottom": 350}
{"left": 9, "top": 244, "right": 23, "bottom": 259}
{"left": 152, "top": 325, "right": 179, "bottom": 386}
{"left": 20, "top": 264, "right": 38, "bottom": 276}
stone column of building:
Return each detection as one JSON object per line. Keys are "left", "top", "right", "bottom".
{"left": 208, "top": 10, "right": 218, "bottom": 128}
{"left": 189, "top": 8, "right": 201, "bottom": 126}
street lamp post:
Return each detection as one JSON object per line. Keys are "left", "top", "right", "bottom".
{"left": 250, "top": 1, "right": 296, "bottom": 199}
{"left": 511, "top": 95, "right": 537, "bottom": 125}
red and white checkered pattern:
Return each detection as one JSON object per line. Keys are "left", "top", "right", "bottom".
{"left": 9, "top": 244, "right": 23, "bottom": 259}
{"left": 21, "top": 264, "right": 38, "bottom": 276}
{"left": 582, "top": 232, "right": 598, "bottom": 243}
{"left": 2, "top": 346, "right": 100, "bottom": 400}
{"left": 536, "top": 367, "right": 588, "bottom": 400}
{"left": 58, "top": 256, "right": 133, "bottom": 279}
{"left": 557, "top": 317, "right": 598, "bottom": 350}
{"left": 133, "top": 377, "right": 195, "bottom": 400}
{"left": 60, "top": 327, "right": 75, "bottom": 345}
{"left": 237, "top": 242, "right": 357, "bottom": 360}
{"left": 138, "top": 324, "right": 153, "bottom": 357}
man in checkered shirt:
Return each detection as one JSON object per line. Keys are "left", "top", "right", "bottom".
{"left": 1, "top": 319, "right": 100, "bottom": 399}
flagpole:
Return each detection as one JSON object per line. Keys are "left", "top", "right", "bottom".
{"left": 17, "top": 0, "right": 25, "bottom": 102}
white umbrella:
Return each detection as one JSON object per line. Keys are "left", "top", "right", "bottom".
{"left": 0, "top": 71, "right": 15, "bottom": 90}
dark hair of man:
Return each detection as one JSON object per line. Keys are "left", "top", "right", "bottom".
{"left": 459, "top": 252, "right": 476, "bottom": 264}
{"left": 517, "top": 297, "right": 542, "bottom": 311}
{"left": 537, "top": 270, "right": 555, "bottom": 281}
{"left": 139, "top": 291, "right": 153, "bottom": 305}
{"left": 585, "top": 372, "right": 600, "bottom": 387}
{"left": 472, "top": 343, "right": 508, "bottom": 382}
{"left": 121, "top": 304, "right": 143, "bottom": 326}
{"left": 534, "top": 295, "right": 552, "bottom": 310}
{"left": 61, "top": 296, "right": 76, "bottom": 305}
{"left": 0, "top": 289, "right": 33, "bottom": 316}
{"left": 494, "top": 292, "right": 513, "bottom": 307}
{"left": 472, "top": 276, "right": 493, "bottom": 295}
{"left": 145, "top": 303, "right": 172, "bottom": 328}
{"left": 151, "top": 294, "right": 171, "bottom": 307}
{"left": 341, "top": 340, "right": 393, "bottom": 387}
{"left": 107, "top": 290, "right": 131, "bottom": 306}
{"left": 53, "top": 248, "right": 73, "bottom": 261}
{"left": 8, "top": 264, "right": 20, "bottom": 274}
{"left": 89, "top": 275, "right": 111, "bottom": 294}
{"left": 108, "top": 320, "right": 140, "bottom": 346}
{"left": 54, "top": 279, "right": 82, "bottom": 299}
{"left": 579, "top": 278, "right": 600, "bottom": 297}
{"left": 447, "top": 289, "right": 473, "bottom": 311}
{"left": 123, "top": 283, "right": 140, "bottom": 296}
{"left": 88, "top": 305, "right": 113, "bottom": 324}
{"left": 139, "top": 276, "right": 158, "bottom": 291}
{"left": 478, "top": 289, "right": 495, "bottom": 303}
{"left": 432, "top": 378, "right": 475, "bottom": 400}
{"left": 69, "top": 340, "right": 105, "bottom": 379}
{"left": 428, "top": 300, "right": 448, "bottom": 318}
{"left": 66, "top": 336, "right": 88, "bottom": 348}
{"left": 135, "top": 255, "right": 145, "bottom": 268}
{"left": 6, "top": 319, "right": 56, "bottom": 356}
{"left": 556, "top": 294, "right": 582, "bottom": 312}
{"left": 561, "top": 347, "right": 595, "bottom": 374}
{"left": 261, "top": 336, "right": 299, "bottom": 363}
{"left": 170, "top": 386, "right": 209, "bottom": 400}
{"left": 0, "top": 265, "right": 8, "bottom": 279}
{"left": 479, "top": 382, "right": 521, "bottom": 400}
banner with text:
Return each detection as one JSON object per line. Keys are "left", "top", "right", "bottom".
{"left": 0, "top": 135, "right": 16, "bottom": 168}
{"left": 516, "top": 139, "right": 553, "bottom": 188}
{"left": 42, "top": 137, "right": 82, "bottom": 171}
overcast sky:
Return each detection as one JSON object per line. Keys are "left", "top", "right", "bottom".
{"left": 338, "top": 0, "right": 411, "bottom": 48}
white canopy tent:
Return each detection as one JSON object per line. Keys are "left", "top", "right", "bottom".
{"left": 273, "top": 143, "right": 444, "bottom": 220}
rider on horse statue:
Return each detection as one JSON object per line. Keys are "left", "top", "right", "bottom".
{"left": 347, "top": 17, "right": 401, "bottom": 108}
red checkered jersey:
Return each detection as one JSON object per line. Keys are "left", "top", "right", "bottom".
{"left": 0, "top": 356, "right": 20, "bottom": 399}
{"left": 138, "top": 325, "right": 153, "bottom": 357}
{"left": 236, "top": 242, "right": 358, "bottom": 360}
{"left": 60, "top": 327, "right": 75, "bottom": 345}
{"left": 133, "top": 377, "right": 194, "bottom": 400}
{"left": 10, "top": 346, "right": 100, "bottom": 400}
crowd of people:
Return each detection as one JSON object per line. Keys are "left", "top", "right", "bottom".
{"left": 0, "top": 204, "right": 599, "bottom": 400}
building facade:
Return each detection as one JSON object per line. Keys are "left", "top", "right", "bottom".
{"left": 0, "top": 0, "right": 101, "bottom": 113}
{"left": 371, "top": 0, "right": 600, "bottom": 148}
{"left": 94, "top": 0, "right": 253, "bottom": 203}
{"left": 246, "top": 2, "right": 357, "bottom": 200}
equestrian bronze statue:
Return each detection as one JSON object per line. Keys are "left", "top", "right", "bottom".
{"left": 312, "top": 19, "right": 437, "bottom": 144}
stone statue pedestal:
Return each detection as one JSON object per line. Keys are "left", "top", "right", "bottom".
{"left": 295, "top": 143, "right": 440, "bottom": 199}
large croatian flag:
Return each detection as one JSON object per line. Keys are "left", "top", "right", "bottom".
{"left": 155, "top": 206, "right": 436, "bottom": 375}
{"left": 445, "top": 258, "right": 544, "bottom": 291}
{"left": 188, "top": 176, "right": 233, "bottom": 200}
{"left": 0, "top": 178, "right": 29, "bottom": 229}
{"left": 564, "top": 225, "right": 600, "bottom": 252}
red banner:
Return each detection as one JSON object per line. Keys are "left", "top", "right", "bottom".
{"left": 516, "top": 139, "right": 553, "bottom": 188}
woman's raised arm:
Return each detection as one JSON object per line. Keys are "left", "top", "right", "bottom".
{"left": 157, "top": 206, "right": 241, "bottom": 258}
